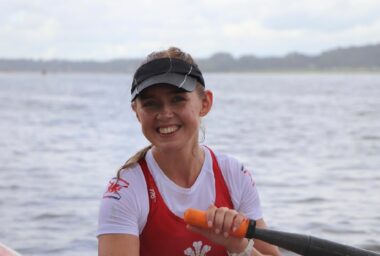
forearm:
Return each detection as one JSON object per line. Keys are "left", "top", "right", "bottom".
{"left": 252, "top": 247, "right": 280, "bottom": 256}
{"left": 252, "top": 248, "right": 264, "bottom": 256}
{"left": 227, "top": 238, "right": 281, "bottom": 256}
{"left": 98, "top": 234, "right": 139, "bottom": 256}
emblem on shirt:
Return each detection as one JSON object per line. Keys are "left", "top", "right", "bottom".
{"left": 184, "top": 241, "right": 211, "bottom": 256}
{"left": 103, "top": 178, "right": 129, "bottom": 200}
{"left": 241, "top": 164, "right": 256, "bottom": 186}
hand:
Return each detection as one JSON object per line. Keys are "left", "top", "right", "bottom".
{"left": 186, "top": 205, "right": 250, "bottom": 253}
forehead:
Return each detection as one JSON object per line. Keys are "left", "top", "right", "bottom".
{"left": 138, "top": 84, "right": 187, "bottom": 99}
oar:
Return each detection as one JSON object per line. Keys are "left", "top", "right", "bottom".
{"left": 184, "top": 208, "right": 380, "bottom": 256}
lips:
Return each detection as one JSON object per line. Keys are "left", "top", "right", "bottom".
{"left": 157, "top": 125, "right": 180, "bottom": 135}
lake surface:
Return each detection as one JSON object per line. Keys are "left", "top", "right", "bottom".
{"left": 0, "top": 72, "right": 379, "bottom": 255}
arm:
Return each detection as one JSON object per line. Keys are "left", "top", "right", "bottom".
{"left": 97, "top": 172, "right": 148, "bottom": 256}
{"left": 253, "top": 219, "right": 281, "bottom": 256}
{"left": 98, "top": 234, "right": 139, "bottom": 256}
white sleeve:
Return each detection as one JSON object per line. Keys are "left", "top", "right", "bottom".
{"left": 97, "top": 167, "right": 149, "bottom": 237}
{"left": 218, "top": 154, "right": 263, "bottom": 220}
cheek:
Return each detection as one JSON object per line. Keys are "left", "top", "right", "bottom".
{"left": 138, "top": 115, "right": 155, "bottom": 139}
{"left": 135, "top": 110, "right": 153, "bottom": 128}
{"left": 183, "top": 105, "right": 202, "bottom": 125}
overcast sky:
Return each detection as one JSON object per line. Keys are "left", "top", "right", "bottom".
{"left": 1, "top": 0, "right": 380, "bottom": 60}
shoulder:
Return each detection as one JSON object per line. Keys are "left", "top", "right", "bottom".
{"left": 210, "top": 149, "right": 245, "bottom": 177}
{"left": 98, "top": 163, "right": 149, "bottom": 237}
{"left": 119, "top": 163, "right": 146, "bottom": 182}
{"left": 102, "top": 163, "right": 147, "bottom": 201}
{"left": 214, "top": 150, "right": 256, "bottom": 190}
{"left": 206, "top": 147, "right": 253, "bottom": 187}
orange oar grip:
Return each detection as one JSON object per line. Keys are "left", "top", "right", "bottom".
{"left": 184, "top": 208, "right": 248, "bottom": 238}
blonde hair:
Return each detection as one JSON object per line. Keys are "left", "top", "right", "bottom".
{"left": 117, "top": 47, "right": 204, "bottom": 178}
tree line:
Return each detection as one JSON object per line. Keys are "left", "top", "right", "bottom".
{"left": 1, "top": 43, "right": 379, "bottom": 73}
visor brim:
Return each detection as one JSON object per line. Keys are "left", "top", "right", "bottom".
{"left": 131, "top": 73, "right": 197, "bottom": 101}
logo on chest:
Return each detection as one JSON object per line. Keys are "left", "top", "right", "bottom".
{"left": 184, "top": 241, "right": 211, "bottom": 256}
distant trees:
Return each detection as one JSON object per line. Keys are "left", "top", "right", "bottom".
{"left": 1, "top": 43, "right": 379, "bottom": 72}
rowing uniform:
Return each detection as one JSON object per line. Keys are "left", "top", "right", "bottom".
{"left": 97, "top": 146, "right": 262, "bottom": 255}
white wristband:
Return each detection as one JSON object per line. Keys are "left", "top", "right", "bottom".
{"left": 227, "top": 239, "right": 254, "bottom": 256}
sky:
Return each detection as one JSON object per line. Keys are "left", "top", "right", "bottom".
{"left": 1, "top": 0, "right": 380, "bottom": 60}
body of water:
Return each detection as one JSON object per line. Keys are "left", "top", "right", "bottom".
{"left": 0, "top": 73, "right": 379, "bottom": 255}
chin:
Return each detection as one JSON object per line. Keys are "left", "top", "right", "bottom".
{"left": 152, "top": 139, "right": 191, "bottom": 152}
{"left": 155, "top": 142, "right": 183, "bottom": 152}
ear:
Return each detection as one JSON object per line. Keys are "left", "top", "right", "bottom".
{"left": 131, "top": 101, "right": 141, "bottom": 122}
{"left": 199, "top": 90, "right": 213, "bottom": 117}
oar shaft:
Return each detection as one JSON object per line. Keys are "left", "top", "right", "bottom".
{"left": 251, "top": 228, "right": 380, "bottom": 256}
{"left": 183, "top": 208, "right": 380, "bottom": 256}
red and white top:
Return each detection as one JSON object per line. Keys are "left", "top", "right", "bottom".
{"left": 98, "top": 146, "right": 262, "bottom": 255}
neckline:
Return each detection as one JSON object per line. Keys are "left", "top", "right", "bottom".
{"left": 146, "top": 146, "right": 212, "bottom": 193}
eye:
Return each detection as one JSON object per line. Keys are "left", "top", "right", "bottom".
{"left": 172, "top": 95, "right": 186, "bottom": 103}
{"left": 142, "top": 100, "right": 159, "bottom": 108}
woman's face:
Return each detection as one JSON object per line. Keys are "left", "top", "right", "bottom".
{"left": 133, "top": 84, "right": 212, "bottom": 151}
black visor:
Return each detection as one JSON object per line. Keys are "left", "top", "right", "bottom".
{"left": 131, "top": 58, "right": 205, "bottom": 101}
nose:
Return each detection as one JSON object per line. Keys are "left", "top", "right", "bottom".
{"left": 157, "top": 104, "right": 174, "bottom": 120}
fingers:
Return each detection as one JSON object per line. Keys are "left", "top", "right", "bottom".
{"left": 231, "top": 213, "right": 246, "bottom": 234}
{"left": 205, "top": 205, "right": 246, "bottom": 237}
{"left": 186, "top": 206, "right": 248, "bottom": 252}
{"left": 206, "top": 204, "right": 217, "bottom": 228}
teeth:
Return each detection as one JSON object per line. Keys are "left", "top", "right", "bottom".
{"left": 159, "top": 126, "right": 178, "bottom": 134}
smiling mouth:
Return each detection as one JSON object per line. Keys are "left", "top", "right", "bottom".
{"left": 158, "top": 125, "right": 180, "bottom": 135}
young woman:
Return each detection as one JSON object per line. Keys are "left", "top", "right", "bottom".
{"left": 97, "top": 47, "right": 281, "bottom": 256}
